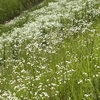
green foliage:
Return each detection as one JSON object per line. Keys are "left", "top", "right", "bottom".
{"left": 0, "top": 0, "right": 43, "bottom": 24}
{"left": 0, "top": 0, "right": 100, "bottom": 99}
{"left": 0, "top": 0, "right": 22, "bottom": 23}
{"left": 18, "top": 0, "right": 43, "bottom": 9}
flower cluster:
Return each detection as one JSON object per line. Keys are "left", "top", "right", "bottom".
{"left": 0, "top": 0, "right": 100, "bottom": 99}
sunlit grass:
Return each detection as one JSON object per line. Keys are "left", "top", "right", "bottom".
{"left": 0, "top": 0, "right": 100, "bottom": 100}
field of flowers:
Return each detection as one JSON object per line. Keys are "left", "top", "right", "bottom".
{"left": 0, "top": 0, "right": 100, "bottom": 100}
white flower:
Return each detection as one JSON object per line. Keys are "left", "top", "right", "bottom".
{"left": 42, "top": 92, "right": 49, "bottom": 97}
{"left": 78, "top": 80, "right": 83, "bottom": 84}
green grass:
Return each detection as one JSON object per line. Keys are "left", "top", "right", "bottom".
{"left": 0, "top": 0, "right": 100, "bottom": 99}
{"left": 0, "top": 0, "right": 22, "bottom": 23}
{"left": 0, "top": 20, "right": 100, "bottom": 99}
{"left": 0, "top": 0, "right": 43, "bottom": 24}
{"left": 0, "top": 0, "right": 56, "bottom": 36}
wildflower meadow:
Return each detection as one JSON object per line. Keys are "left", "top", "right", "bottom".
{"left": 0, "top": 0, "right": 100, "bottom": 100}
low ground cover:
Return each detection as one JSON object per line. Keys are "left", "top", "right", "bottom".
{"left": 0, "top": 0, "right": 43, "bottom": 24}
{"left": 0, "top": 0, "right": 100, "bottom": 100}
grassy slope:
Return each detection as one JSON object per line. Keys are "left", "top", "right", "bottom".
{"left": 0, "top": 0, "right": 43, "bottom": 24}
{"left": 0, "top": 0, "right": 100, "bottom": 100}
{"left": 0, "top": 0, "right": 55, "bottom": 36}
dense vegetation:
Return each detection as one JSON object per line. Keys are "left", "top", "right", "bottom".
{"left": 0, "top": 0, "right": 43, "bottom": 24}
{"left": 0, "top": 0, "right": 100, "bottom": 100}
